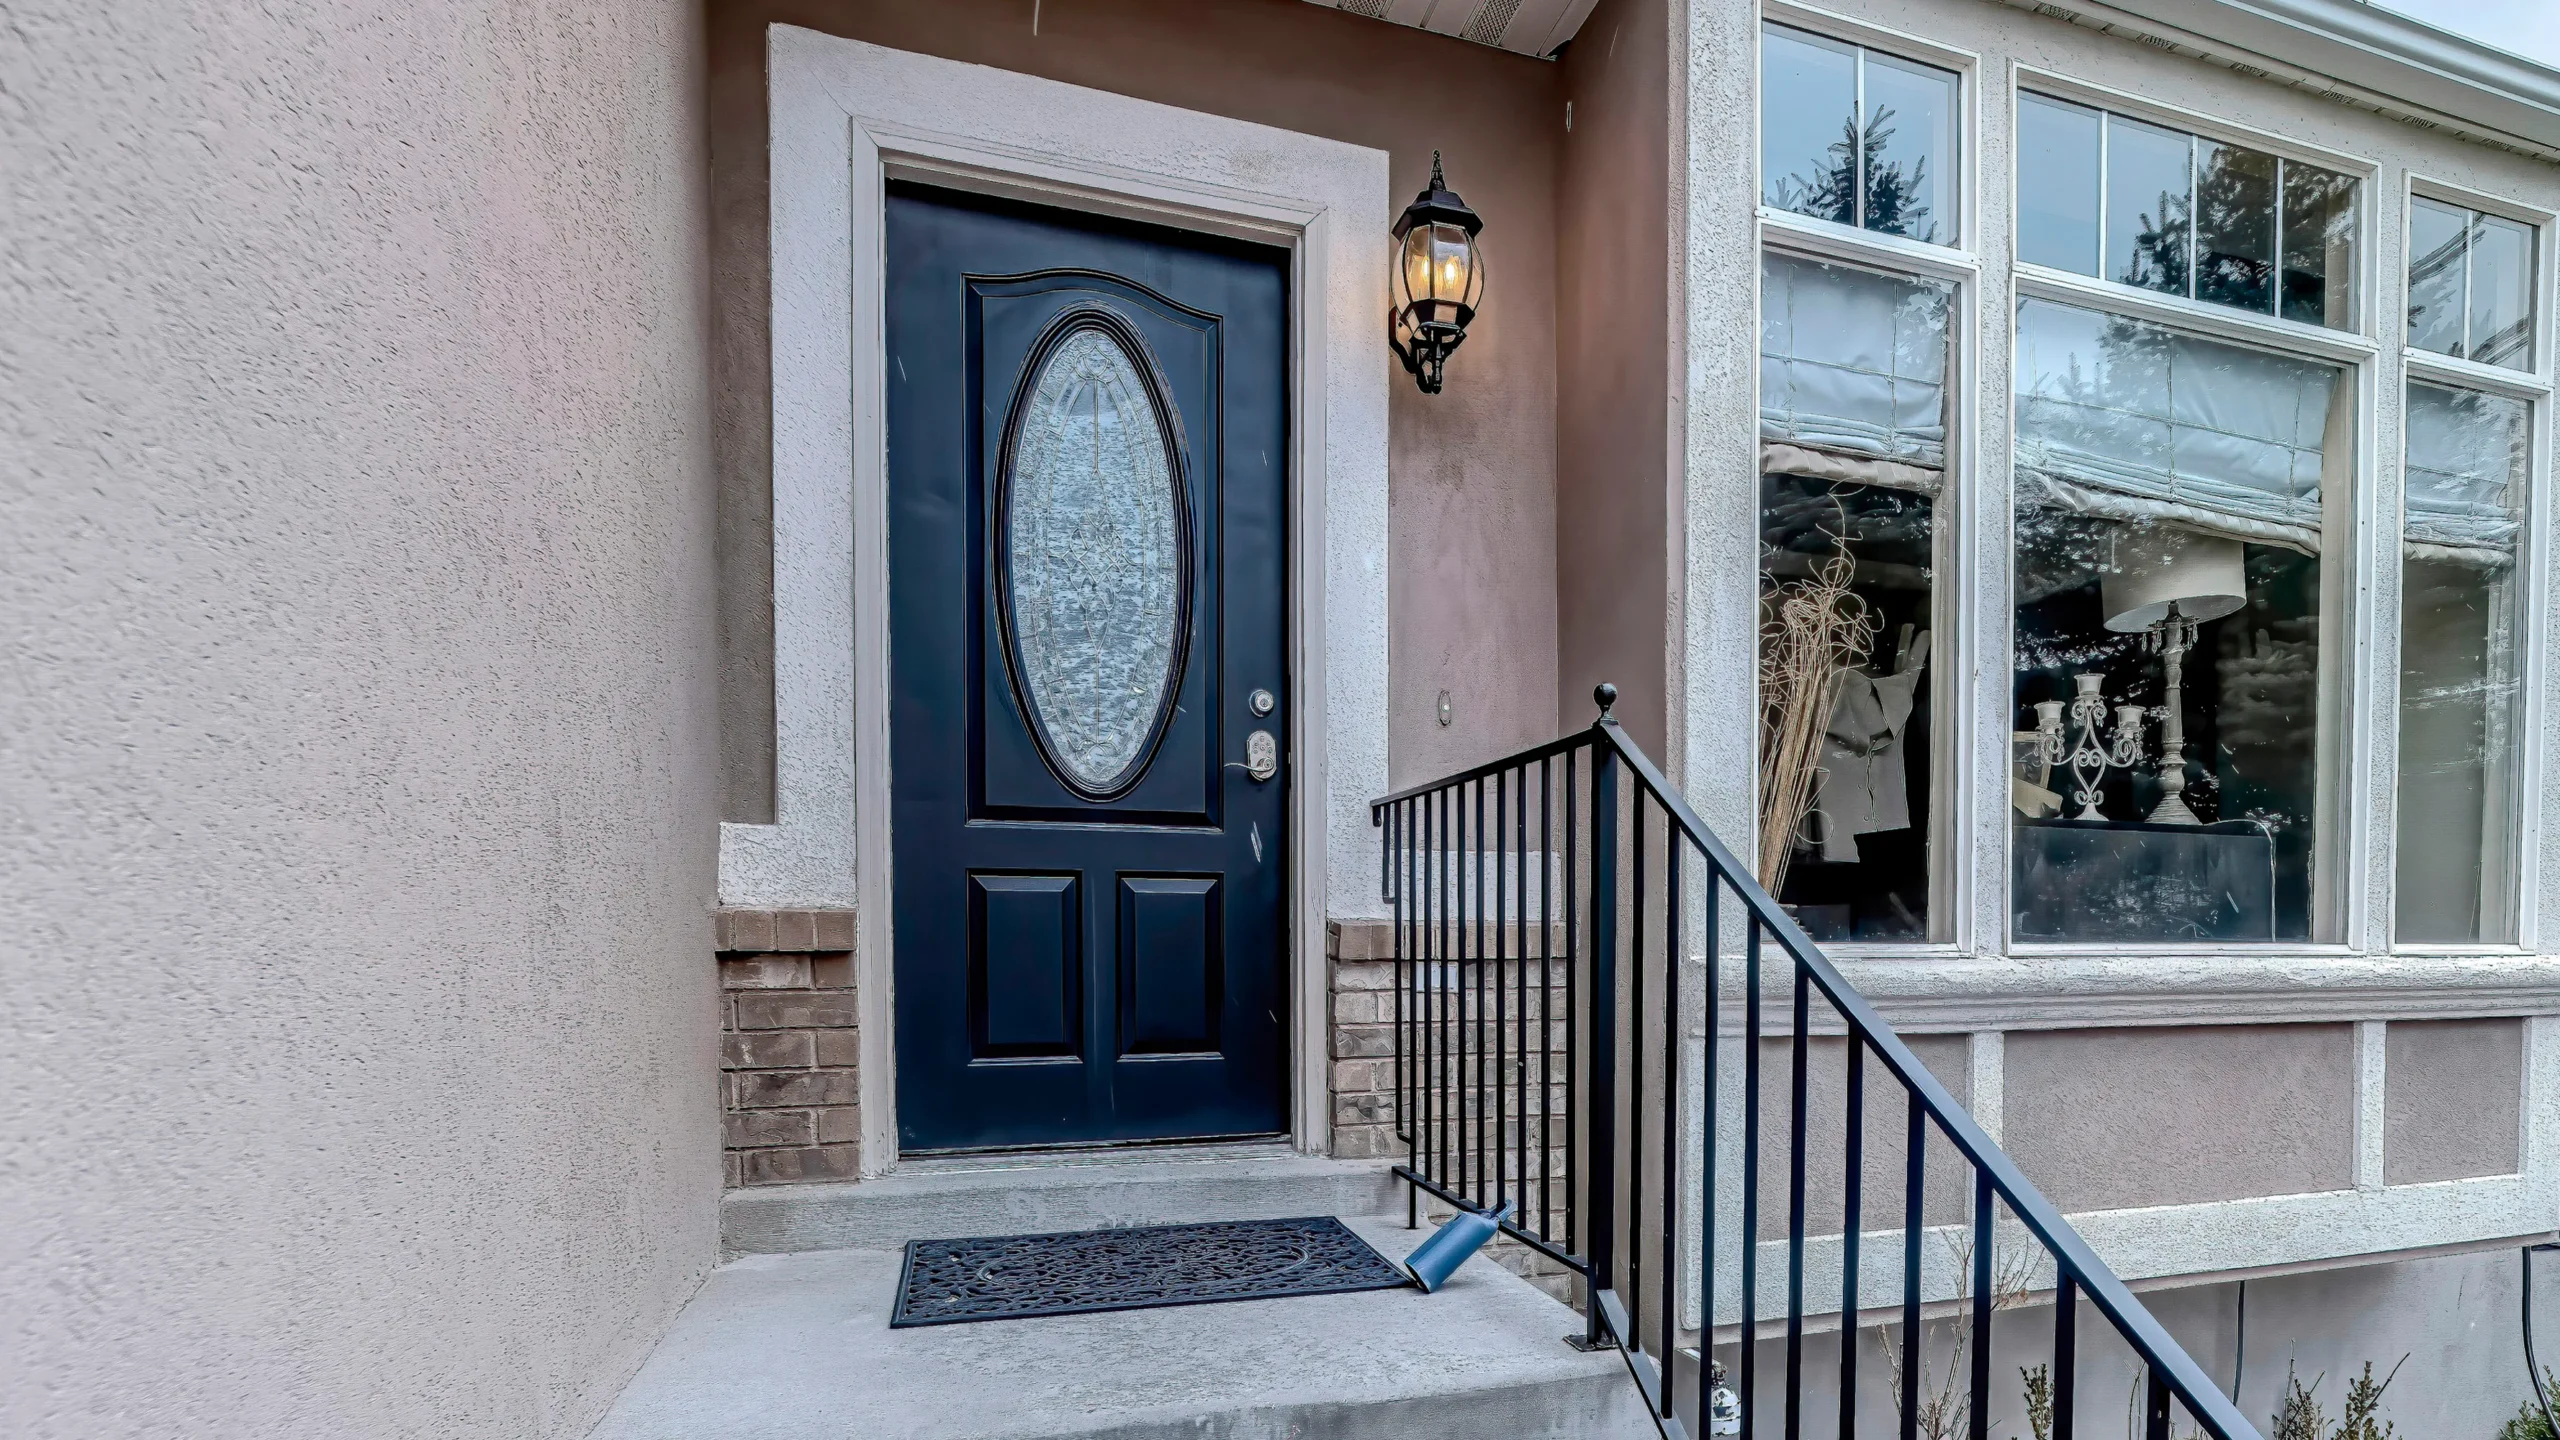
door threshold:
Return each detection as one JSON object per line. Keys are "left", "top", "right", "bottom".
{"left": 894, "top": 1134, "right": 1292, "bottom": 1175}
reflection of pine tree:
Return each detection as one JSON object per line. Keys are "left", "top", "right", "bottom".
{"left": 2118, "top": 188, "right": 2190, "bottom": 294}
{"left": 1772, "top": 108, "right": 1938, "bottom": 243}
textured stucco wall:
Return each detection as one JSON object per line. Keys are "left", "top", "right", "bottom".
{"left": 1, "top": 4, "right": 721, "bottom": 1436}
{"left": 2386, "top": 1017, "right": 2526, "bottom": 1183}
{"left": 1556, "top": 0, "right": 1679, "bottom": 755}
{"left": 708, "top": 0, "right": 1563, "bottom": 803}
{"left": 2003, "top": 1025, "right": 2358, "bottom": 1212}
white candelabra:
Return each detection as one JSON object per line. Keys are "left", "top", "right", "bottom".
{"left": 2033, "top": 672, "right": 2145, "bottom": 821}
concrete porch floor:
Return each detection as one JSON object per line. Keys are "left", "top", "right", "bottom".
{"left": 592, "top": 1153, "right": 1656, "bottom": 1440}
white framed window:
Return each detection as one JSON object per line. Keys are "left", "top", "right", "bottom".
{"left": 2014, "top": 89, "right": 2360, "bottom": 332}
{"left": 2004, "top": 80, "right": 2376, "bottom": 949}
{"left": 2393, "top": 180, "right": 2552, "bottom": 949}
{"left": 1755, "top": 12, "right": 1976, "bottom": 948}
{"left": 1762, "top": 19, "right": 1963, "bottom": 249}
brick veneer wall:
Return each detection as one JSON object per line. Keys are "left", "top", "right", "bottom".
{"left": 717, "top": 909, "right": 859, "bottom": 1187}
{"left": 1327, "top": 919, "right": 1578, "bottom": 1301}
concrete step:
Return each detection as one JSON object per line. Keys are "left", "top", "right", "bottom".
{"left": 591, "top": 1216, "right": 1655, "bottom": 1440}
{"left": 720, "top": 1144, "right": 1406, "bottom": 1257}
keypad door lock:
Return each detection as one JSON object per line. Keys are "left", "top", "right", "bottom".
{"left": 1244, "top": 729, "right": 1278, "bottom": 782}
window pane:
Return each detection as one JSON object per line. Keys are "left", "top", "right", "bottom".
{"left": 1863, "top": 51, "right": 1958, "bottom": 245}
{"left": 2468, "top": 213, "right": 2534, "bottom": 370}
{"left": 2019, "top": 93, "right": 2101, "bottom": 274}
{"left": 2396, "top": 383, "right": 2528, "bottom": 943}
{"left": 2408, "top": 196, "right": 2469, "bottom": 359}
{"left": 2278, "top": 160, "right": 2356, "bottom": 329}
{"left": 2195, "top": 141, "right": 2276, "bottom": 312}
{"left": 2107, "top": 116, "right": 2193, "bottom": 297}
{"left": 1762, "top": 25, "right": 1857, "bottom": 227}
{"left": 2013, "top": 299, "right": 2344, "bottom": 944}
{"left": 1759, "top": 254, "right": 1950, "bottom": 941}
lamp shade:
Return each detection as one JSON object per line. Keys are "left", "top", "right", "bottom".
{"left": 2101, "top": 527, "right": 2248, "bottom": 632}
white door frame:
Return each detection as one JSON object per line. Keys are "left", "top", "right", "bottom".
{"left": 719, "top": 26, "right": 1391, "bottom": 1174}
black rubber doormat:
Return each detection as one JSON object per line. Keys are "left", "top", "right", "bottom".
{"left": 889, "top": 1215, "right": 1410, "bottom": 1327}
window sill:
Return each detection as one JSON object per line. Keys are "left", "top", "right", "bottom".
{"left": 1694, "top": 949, "right": 2560, "bottom": 1033}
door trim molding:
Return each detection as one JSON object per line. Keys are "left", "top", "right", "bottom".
{"left": 730, "top": 26, "right": 1391, "bottom": 1174}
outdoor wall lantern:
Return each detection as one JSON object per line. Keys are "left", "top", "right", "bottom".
{"left": 1389, "top": 151, "right": 1484, "bottom": 395}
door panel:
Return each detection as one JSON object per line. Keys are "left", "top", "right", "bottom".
{"left": 1117, "top": 876, "right": 1222, "bottom": 1055}
{"left": 968, "top": 874, "right": 1081, "bottom": 1057}
{"left": 887, "top": 184, "right": 1290, "bottom": 1152}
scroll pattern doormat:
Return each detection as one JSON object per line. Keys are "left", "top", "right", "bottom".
{"left": 889, "top": 1215, "right": 1410, "bottom": 1327}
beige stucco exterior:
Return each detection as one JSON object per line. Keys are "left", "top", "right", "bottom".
{"left": 1, "top": 1, "right": 721, "bottom": 1434}
{"left": 10, "top": 0, "right": 2560, "bottom": 1433}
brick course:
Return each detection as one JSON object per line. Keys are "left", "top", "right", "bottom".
{"left": 718, "top": 917, "right": 860, "bottom": 1188}
{"left": 1326, "top": 918, "right": 1580, "bottom": 1302}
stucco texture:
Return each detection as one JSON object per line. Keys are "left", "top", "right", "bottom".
{"left": 1, "top": 3, "right": 721, "bottom": 1436}
{"left": 708, "top": 0, "right": 1564, "bottom": 803}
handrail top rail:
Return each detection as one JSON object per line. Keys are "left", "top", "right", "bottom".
{"left": 1364, "top": 685, "right": 2262, "bottom": 1440}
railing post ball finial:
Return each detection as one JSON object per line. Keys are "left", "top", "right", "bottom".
{"left": 1593, "top": 682, "right": 1618, "bottom": 719}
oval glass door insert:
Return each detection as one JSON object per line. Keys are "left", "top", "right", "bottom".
{"left": 1001, "top": 318, "right": 1189, "bottom": 797}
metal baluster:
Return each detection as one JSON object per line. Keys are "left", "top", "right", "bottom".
{"left": 1515, "top": 764, "right": 1530, "bottom": 1233}
{"left": 1474, "top": 776, "right": 1488, "bottom": 1202}
{"left": 1495, "top": 768, "right": 1509, "bottom": 1215}
{"left": 1630, "top": 793, "right": 1647, "bottom": 1352}
{"left": 1464, "top": 778, "right": 1484, "bottom": 1194}
{"left": 1564, "top": 751, "right": 1579, "bottom": 1257}
{"left": 1660, "top": 836, "right": 1681, "bottom": 1419}
{"left": 1402, "top": 794, "right": 1423, "bottom": 1219}
{"left": 1741, "top": 920, "right": 1762, "bottom": 1430}
{"left": 1435, "top": 788, "right": 1449, "bottom": 1191}
{"left": 2053, "top": 1276, "right": 2077, "bottom": 1440}
{"left": 1701, "top": 870, "right": 1721, "bottom": 1425}
{"left": 1539, "top": 755, "right": 1554, "bottom": 1241}
{"left": 1841, "top": 1037, "right": 1863, "bottom": 1440}
{"left": 1787, "top": 964, "right": 1810, "bottom": 1439}
{"left": 2145, "top": 1370, "right": 2171, "bottom": 1440}
{"left": 1970, "top": 1170, "right": 1993, "bottom": 1440}
{"left": 1585, "top": 740, "right": 1618, "bottom": 1351}
{"left": 1901, "top": 1092, "right": 1922, "bottom": 1440}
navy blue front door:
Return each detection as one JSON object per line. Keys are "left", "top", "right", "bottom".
{"left": 885, "top": 184, "right": 1290, "bottom": 1153}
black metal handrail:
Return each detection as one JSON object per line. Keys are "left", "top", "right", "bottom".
{"left": 1369, "top": 686, "right": 2262, "bottom": 1440}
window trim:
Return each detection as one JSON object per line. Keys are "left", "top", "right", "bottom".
{"left": 2387, "top": 175, "right": 2557, "bottom": 954}
{"left": 1752, "top": 11, "right": 1981, "bottom": 952}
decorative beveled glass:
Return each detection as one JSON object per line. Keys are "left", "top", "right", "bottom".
{"left": 999, "top": 316, "right": 1190, "bottom": 798}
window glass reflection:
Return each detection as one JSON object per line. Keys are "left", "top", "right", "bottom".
{"left": 2018, "top": 93, "right": 2101, "bottom": 274}
{"left": 1760, "top": 24, "right": 1960, "bottom": 247}
{"left": 2012, "top": 298, "right": 2345, "bottom": 943}
{"left": 1759, "top": 254, "right": 1952, "bottom": 941}
{"left": 2396, "top": 382, "right": 2529, "bottom": 943}
{"left": 2470, "top": 214, "right": 2535, "bottom": 369}
{"left": 2019, "top": 93, "right": 2359, "bottom": 330}
{"left": 2195, "top": 140, "right": 2276, "bottom": 313}
{"left": 2106, "top": 116, "right": 2192, "bottom": 297}
{"left": 1864, "top": 51, "right": 1956, "bottom": 244}
{"left": 2279, "top": 162, "right": 2357, "bottom": 329}
{"left": 2408, "top": 196, "right": 2537, "bottom": 372}
{"left": 2407, "top": 197, "right": 2469, "bottom": 358}
{"left": 1762, "top": 26, "right": 1857, "bottom": 227}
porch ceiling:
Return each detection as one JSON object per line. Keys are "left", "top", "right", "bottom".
{"left": 1303, "top": 0, "right": 1600, "bottom": 58}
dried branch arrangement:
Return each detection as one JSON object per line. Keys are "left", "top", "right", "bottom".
{"left": 1757, "top": 529, "right": 1877, "bottom": 893}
